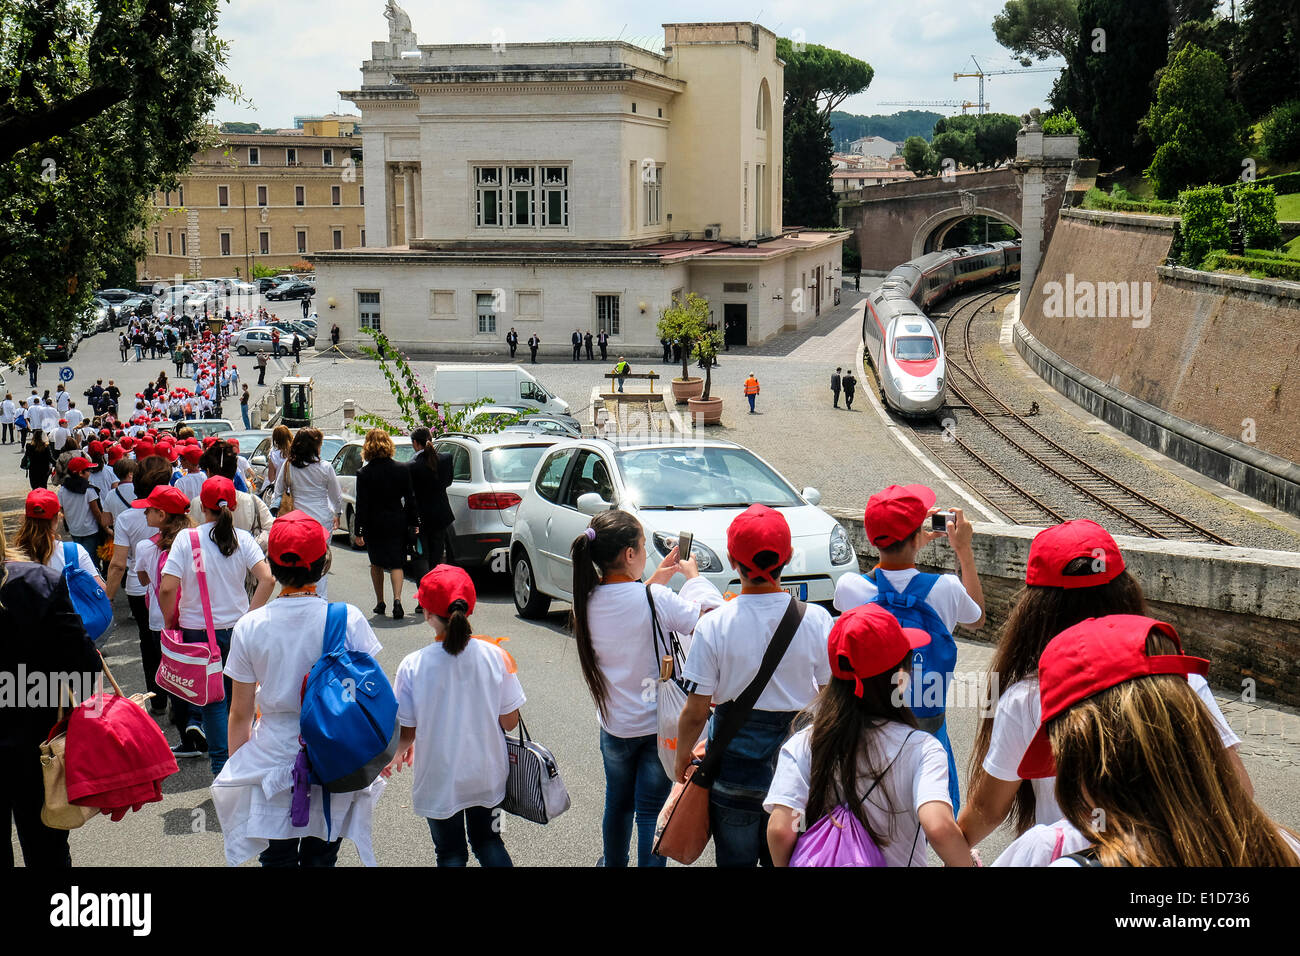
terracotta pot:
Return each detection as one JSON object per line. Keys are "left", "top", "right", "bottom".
{"left": 671, "top": 377, "right": 705, "bottom": 405}
{"left": 687, "top": 396, "right": 723, "bottom": 425}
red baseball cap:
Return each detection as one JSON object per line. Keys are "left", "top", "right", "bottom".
{"left": 180, "top": 446, "right": 203, "bottom": 465}
{"left": 132, "top": 485, "right": 191, "bottom": 515}
{"left": 106, "top": 445, "right": 126, "bottom": 465}
{"left": 726, "top": 504, "right": 792, "bottom": 583}
{"left": 200, "top": 476, "right": 237, "bottom": 511}
{"left": 66, "top": 457, "right": 93, "bottom": 474}
{"left": 25, "top": 488, "right": 60, "bottom": 519}
{"left": 828, "top": 604, "right": 931, "bottom": 697}
{"left": 1017, "top": 614, "right": 1209, "bottom": 779}
{"left": 160, "top": 445, "right": 180, "bottom": 463}
{"left": 119, "top": 436, "right": 135, "bottom": 450}
{"left": 268, "top": 511, "right": 327, "bottom": 567}
{"left": 135, "top": 442, "right": 155, "bottom": 459}
{"left": 418, "top": 565, "right": 477, "bottom": 619}
{"left": 202, "top": 436, "right": 218, "bottom": 448}
{"left": 864, "top": 484, "right": 936, "bottom": 548}
{"left": 1026, "top": 519, "right": 1125, "bottom": 589}
{"left": 88, "top": 440, "right": 106, "bottom": 455}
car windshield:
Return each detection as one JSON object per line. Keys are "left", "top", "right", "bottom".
{"left": 394, "top": 443, "right": 416, "bottom": 463}
{"left": 894, "top": 336, "right": 937, "bottom": 360}
{"left": 483, "top": 444, "right": 553, "bottom": 483}
{"left": 321, "top": 438, "right": 345, "bottom": 461}
{"left": 189, "top": 421, "right": 233, "bottom": 439}
{"left": 616, "top": 446, "right": 801, "bottom": 509}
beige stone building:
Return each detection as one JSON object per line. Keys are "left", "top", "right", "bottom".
{"left": 139, "top": 133, "right": 366, "bottom": 282}
{"left": 310, "top": 18, "right": 847, "bottom": 355}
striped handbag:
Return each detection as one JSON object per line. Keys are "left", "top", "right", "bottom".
{"left": 501, "top": 718, "right": 570, "bottom": 824}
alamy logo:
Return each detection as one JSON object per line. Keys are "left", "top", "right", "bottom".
{"left": 50, "top": 886, "right": 151, "bottom": 936}
{"left": 1041, "top": 274, "right": 1151, "bottom": 328}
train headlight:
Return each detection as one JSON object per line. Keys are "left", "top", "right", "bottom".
{"left": 830, "top": 524, "right": 854, "bottom": 565}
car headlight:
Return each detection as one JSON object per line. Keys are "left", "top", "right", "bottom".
{"left": 830, "top": 524, "right": 855, "bottom": 565}
{"left": 652, "top": 531, "right": 723, "bottom": 573}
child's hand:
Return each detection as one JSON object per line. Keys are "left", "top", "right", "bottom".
{"left": 381, "top": 743, "right": 413, "bottom": 778}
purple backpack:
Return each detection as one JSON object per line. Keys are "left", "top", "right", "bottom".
{"left": 790, "top": 730, "right": 917, "bottom": 868}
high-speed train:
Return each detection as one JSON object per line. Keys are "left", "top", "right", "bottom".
{"left": 863, "top": 239, "right": 1021, "bottom": 416}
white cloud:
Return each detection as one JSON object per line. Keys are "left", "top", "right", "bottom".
{"left": 214, "top": 0, "right": 1060, "bottom": 127}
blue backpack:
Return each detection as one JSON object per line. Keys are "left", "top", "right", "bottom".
{"left": 296, "top": 603, "right": 400, "bottom": 833}
{"left": 868, "top": 570, "right": 962, "bottom": 811}
{"left": 63, "top": 542, "right": 112, "bottom": 642}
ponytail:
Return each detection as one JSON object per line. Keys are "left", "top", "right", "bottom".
{"left": 209, "top": 504, "right": 238, "bottom": 557}
{"left": 569, "top": 509, "right": 643, "bottom": 722}
{"left": 442, "top": 598, "right": 471, "bottom": 655}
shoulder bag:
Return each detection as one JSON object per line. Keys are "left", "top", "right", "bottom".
{"left": 501, "top": 716, "right": 571, "bottom": 824}
{"left": 153, "top": 529, "right": 225, "bottom": 706}
{"left": 652, "top": 595, "right": 806, "bottom": 864}
{"left": 648, "top": 585, "right": 705, "bottom": 779}
{"left": 279, "top": 463, "right": 296, "bottom": 515}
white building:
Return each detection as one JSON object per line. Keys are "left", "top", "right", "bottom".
{"left": 848, "top": 135, "right": 901, "bottom": 159}
{"left": 310, "top": 18, "right": 847, "bottom": 355}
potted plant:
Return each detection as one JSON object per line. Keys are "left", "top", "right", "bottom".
{"left": 687, "top": 323, "right": 724, "bottom": 425}
{"left": 657, "top": 293, "right": 708, "bottom": 404}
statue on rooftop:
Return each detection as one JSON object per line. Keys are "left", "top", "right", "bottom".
{"left": 384, "top": 1, "right": 418, "bottom": 51}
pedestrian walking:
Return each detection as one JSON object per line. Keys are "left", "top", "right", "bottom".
{"left": 0, "top": 392, "right": 14, "bottom": 445}
{"left": 56, "top": 457, "right": 108, "bottom": 567}
{"left": 597, "top": 329, "right": 609, "bottom": 362}
{"left": 240, "top": 385, "right": 251, "bottom": 429}
{"left": 386, "top": 565, "right": 525, "bottom": 867}
{"left": 354, "top": 429, "right": 419, "bottom": 619}
{"left": 159, "top": 477, "right": 274, "bottom": 776}
{"left": 214, "top": 511, "right": 386, "bottom": 867}
{"left": 271, "top": 328, "right": 281, "bottom": 358}
{"left": 265, "top": 424, "right": 291, "bottom": 492}
{"left": 571, "top": 329, "right": 582, "bottom": 362}
{"left": 842, "top": 370, "right": 856, "bottom": 411}
{"left": 0, "top": 512, "right": 100, "bottom": 868}
{"left": 19, "top": 487, "right": 107, "bottom": 593}
{"left": 119, "top": 332, "right": 130, "bottom": 363}
{"left": 330, "top": 323, "right": 340, "bottom": 347}
{"left": 271, "top": 428, "right": 342, "bottom": 599}
{"left": 674, "top": 505, "right": 834, "bottom": 867}
{"left": 256, "top": 349, "right": 268, "bottom": 386}
{"left": 408, "top": 427, "right": 454, "bottom": 571}
{"left": 831, "top": 367, "right": 842, "bottom": 409}
{"left": 27, "top": 352, "right": 39, "bottom": 387}
{"left": 528, "top": 334, "right": 539, "bottom": 364}
{"left": 744, "top": 373, "right": 760, "bottom": 413}
{"left": 661, "top": 337, "right": 671, "bottom": 363}
{"left": 584, "top": 330, "right": 595, "bottom": 361}
{"left": 570, "top": 510, "right": 722, "bottom": 866}
{"left": 765, "top": 603, "right": 973, "bottom": 867}
{"left": 506, "top": 327, "right": 518, "bottom": 359}
{"left": 301, "top": 297, "right": 310, "bottom": 319}
{"left": 291, "top": 334, "right": 302, "bottom": 363}
{"left": 613, "top": 357, "right": 630, "bottom": 393}
{"left": 22, "top": 429, "right": 54, "bottom": 490}
{"left": 174, "top": 347, "right": 184, "bottom": 377}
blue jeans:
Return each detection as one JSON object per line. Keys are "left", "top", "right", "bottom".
{"left": 181, "top": 626, "right": 233, "bottom": 775}
{"left": 617, "top": 376, "right": 625, "bottom": 392}
{"left": 706, "top": 705, "right": 796, "bottom": 868}
{"left": 427, "top": 807, "right": 512, "bottom": 867}
{"left": 747, "top": 394, "right": 756, "bottom": 412}
{"left": 241, "top": 404, "right": 250, "bottom": 429}
{"left": 598, "top": 729, "right": 671, "bottom": 867}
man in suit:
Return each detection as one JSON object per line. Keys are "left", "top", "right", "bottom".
{"left": 506, "top": 327, "right": 518, "bottom": 359}
{"left": 408, "top": 430, "right": 456, "bottom": 572}
{"left": 571, "top": 329, "right": 581, "bottom": 361}
{"left": 584, "top": 330, "right": 594, "bottom": 360}
{"left": 596, "top": 329, "right": 609, "bottom": 361}
{"left": 661, "top": 337, "right": 671, "bottom": 363}
{"left": 831, "top": 366, "right": 842, "bottom": 408}
{"left": 528, "top": 333, "right": 540, "bottom": 363}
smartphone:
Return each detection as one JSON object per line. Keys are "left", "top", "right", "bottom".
{"left": 677, "top": 531, "right": 694, "bottom": 561}
{"left": 931, "top": 512, "right": 952, "bottom": 533}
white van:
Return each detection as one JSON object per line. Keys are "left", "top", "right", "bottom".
{"left": 432, "top": 364, "right": 570, "bottom": 416}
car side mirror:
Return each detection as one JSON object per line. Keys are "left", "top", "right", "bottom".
{"left": 576, "top": 492, "right": 611, "bottom": 516}
{"left": 802, "top": 487, "right": 822, "bottom": 506}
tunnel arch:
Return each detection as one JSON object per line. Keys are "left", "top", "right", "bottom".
{"left": 911, "top": 206, "right": 1022, "bottom": 258}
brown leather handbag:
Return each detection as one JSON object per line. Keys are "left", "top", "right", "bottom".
{"left": 652, "top": 596, "right": 806, "bottom": 864}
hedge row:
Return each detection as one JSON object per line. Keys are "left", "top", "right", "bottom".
{"left": 1222, "top": 170, "right": 1300, "bottom": 201}
{"left": 1082, "top": 187, "right": 1180, "bottom": 215}
{"left": 1201, "top": 252, "right": 1300, "bottom": 281}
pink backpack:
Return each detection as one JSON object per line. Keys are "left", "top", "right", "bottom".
{"left": 153, "top": 529, "right": 225, "bottom": 706}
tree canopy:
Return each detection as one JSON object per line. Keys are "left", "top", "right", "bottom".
{"left": 830, "top": 110, "right": 942, "bottom": 147}
{"left": 992, "top": 0, "right": 1079, "bottom": 65}
{"left": 0, "top": 0, "right": 236, "bottom": 358}
{"left": 776, "top": 39, "right": 874, "bottom": 116}
{"left": 783, "top": 100, "right": 837, "bottom": 227}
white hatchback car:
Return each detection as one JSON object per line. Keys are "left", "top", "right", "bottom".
{"left": 508, "top": 437, "right": 858, "bottom": 617}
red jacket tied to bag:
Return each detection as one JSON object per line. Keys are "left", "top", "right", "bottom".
{"left": 65, "top": 694, "right": 178, "bottom": 820}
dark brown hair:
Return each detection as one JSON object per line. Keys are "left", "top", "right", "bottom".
{"left": 442, "top": 598, "right": 472, "bottom": 656}
{"left": 134, "top": 455, "right": 174, "bottom": 500}
{"left": 289, "top": 427, "right": 322, "bottom": 469}
{"left": 270, "top": 555, "right": 328, "bottom": 588}
{"left": 569, "top": 509, "right": 643, "bottom": 721}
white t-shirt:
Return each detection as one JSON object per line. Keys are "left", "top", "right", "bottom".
{"left": 161, "top": 523, "right": 266, "bottom": 629}
{"left": 982, "top": 674, "right": 1243, "bottom": 827}
{"left": 764, "top": 722, "right": 952, "bottom": 867}
{"left": 225, "top": 598, "right": 380, "bottom": 716}
{"left": 88, "top": 466, "right": 116, "bottom": 504}
{"left": 394, "top": 638, "right": 527, "bottom": 820}
{"left": 682, "top": 592, "right": 833, "bottom": 712}
{"left": 103, "top": 481, "right": 135, "bottom": 523}
{"left": 113, "top": 507, "right": 154, "bottom": 597}
{"left": 0, "top": 399, "right": 13, "bottom": 424}
{"left": 273, "top": 461, "right": 342, "bottom": 528}
{"left": 66, "top": 408, "right": 84, "bottom": 430}
{"left": 834, "top": 568, "right": 983, "bottom": 632}
{"left": 45, "top": 541, "right": 101, "bottom": 580}
{"left": 135, "top": 538, "right": 168, "bottom": 630}
{"left": 585, "top": 577, "right": 723, "bottom": 738}
{"left": 174, "top": 470, "right": 207, "bottom": 501}
{"left": 57, "top": 484, "right": 100, "bottom": 537}
{"left": 56, "top": 391, "right": 70, "bottom": 413}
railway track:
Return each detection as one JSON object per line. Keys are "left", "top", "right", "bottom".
{"left": 884, "top": 284, "right": 1233, "bottom": 545}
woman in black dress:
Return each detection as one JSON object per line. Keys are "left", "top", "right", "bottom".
{"left": 354, "top": 429, "right": 418, "bottom": 619}
{"left": 23, "top": 429, "right": 55, "bottom": 490}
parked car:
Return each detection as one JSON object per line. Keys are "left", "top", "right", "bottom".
{"left": 469, "top": 406, "right": 582, "bottom": 438}
{"left": 118, "top": 295, "right": 153, "bottom": 318}
{"left": 508, "top": 437, "right": 857, "bottom": 617}
{"left": 431, "top": 364, "right": 570, "bottom": 416}
{"left": 40, "top": 336, "right": 76, "bottom": 361}
{"left": 231, "top": 327, "right": 276, "bottom": 355}
{"left": 265, "top": 321, "right": 316, "bottom": 346}
{"left": 472, "top": 403, "right": 581, "bottom": 431}
{"left": 179, "top": 419, "right": 235, "bottom": 440}
{"left": 247, "top": 432, "right": 345, "bottom": 491}
{"left": 331, "top": 436, "right": 417, "bottom": 543}
{"left": 264, "top": 281, "right": 315, "bottom": 302}
{"left": 86, "top": 300, "right": 113, "bottom": 334}
{"left": 94, "top": 288, "right": 136, "bottom": 306}
{"left": 257, "top": 276, "right": 294, "bottom": 294}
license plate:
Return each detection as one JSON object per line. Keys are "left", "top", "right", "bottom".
{"left": 782, "top": 583, "right": 808, "bottom": 600}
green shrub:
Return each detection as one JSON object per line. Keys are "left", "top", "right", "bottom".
{"left": 1082, "top": 186, "right": 1180, "bottom": 215}
{"left": 1235, "top": 184, "right": 1282, "bottom": 249}
{"left": 1223, "top": 170, "right": 1300, "bottom": 203}
{"left": 1260, "top": 100, "right": 1300, "bottom": 164}
{"left": 1179, "top": 186, "right": 1231, "bottom": 266}
{"left": 1201, "top": 252, "right": 1300, "bottom": 282}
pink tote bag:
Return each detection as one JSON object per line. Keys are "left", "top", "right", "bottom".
{"left": 153, "top": 529, "right": 225, "bottom": 706}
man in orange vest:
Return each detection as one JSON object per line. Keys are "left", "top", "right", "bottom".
{"left": 743, "top": 373, "right": 760, "bottom": 414}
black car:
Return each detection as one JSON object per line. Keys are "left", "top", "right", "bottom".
{"left": 94, "top": 288, "right": 136, "bottom": 304}
{"left": 265, "top": 281, "right": 314, "bottom": 302}
{"left": 257, "top": 276, "right": 293, "bottom": 294}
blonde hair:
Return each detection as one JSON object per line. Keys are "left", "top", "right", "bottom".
{"left": 1049, "top": 628, "right": 1298, "bottom": 867}
{"left": 16, "top": 515, "right": 57, "bottom": 567}
{"left": 272, "top": 424, "right": 292, "bottom": 451}
{"left": 362, "top": 428, "right": 395, "bottom": 463}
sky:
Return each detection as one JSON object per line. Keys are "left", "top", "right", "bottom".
{"left": 214, "top": 0, "right": 1063, "bottom": 128}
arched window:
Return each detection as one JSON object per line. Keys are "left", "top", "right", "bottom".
{"left": 756, "top": 78, "right": 772, "bottom": 131}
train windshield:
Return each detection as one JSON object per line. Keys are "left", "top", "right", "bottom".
{"left": 894, "top": 336, "right": 938, "bottom": 360}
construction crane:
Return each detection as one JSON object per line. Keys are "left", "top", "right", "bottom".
{"left": 952, "top": 56, "right": 1060, "bottom": 114}
{"left": 880, "top": 100, "right": 983, "bottom": 114}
